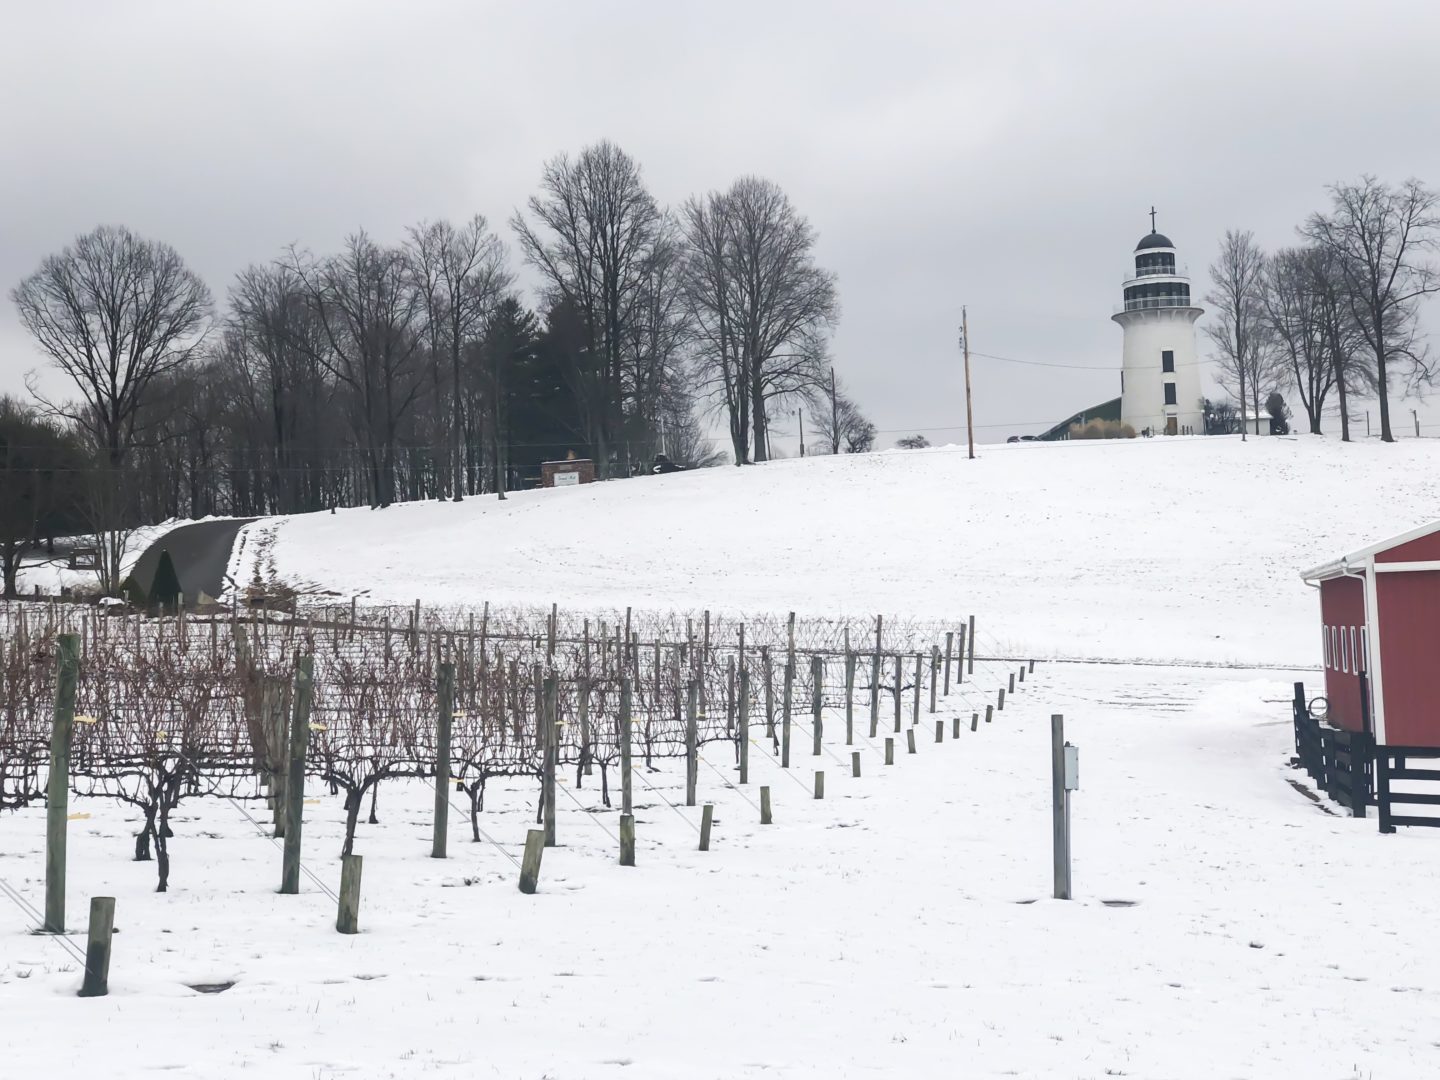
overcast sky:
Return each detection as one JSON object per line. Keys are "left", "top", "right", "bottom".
{"left": 3, "top": 0, "right": 1439, "bottom": 449}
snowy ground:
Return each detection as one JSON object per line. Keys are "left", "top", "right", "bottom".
{"left": 7, "top": 436, "right": 1440, "bottom": 1078}
{"left": 229, "top": 435, "right": 1440, "bottom": 668}
{"left": 2, "top": 660, "right": 1435, "bottom": 1079}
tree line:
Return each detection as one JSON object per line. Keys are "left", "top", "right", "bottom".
{"left": 1205, "top": 176, "right": 1438, "bottom": 441}
{"left": 2, "top": 141, "right": 878, "bottom": 596}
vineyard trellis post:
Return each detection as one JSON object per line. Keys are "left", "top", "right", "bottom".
{"left": 811, "top": 655, "right": 823, "bottom": 756}
{"left": 433, "top": 661, "right": 454, "bottom": 859}
{"left": 44, "top": 632, "right": 80, "bottom": 934}
{"left": 844, "top": 651, "right": 855, "bottom": 746}
{"left": 781, "top": 659, "right": 793, "bottom": 767}
{"left": 280, "top": 654, "right": 314, "bottom": 895}
{"left": 738, "top": 666, "right": 750, "bottom": 784}
{"left": 685, "top": 680, "right": 699, "bottom": 806}
{"left": 620, "top": 678, "right": 633, "bottom": 816}
{"left": 77, "top": 896, "right": 115, "bottom": 997}
{"left": 542, "top": 674, "right": 557, "bottom": 848}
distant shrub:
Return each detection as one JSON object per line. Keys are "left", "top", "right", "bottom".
{"left": 1068, "top": 419, "right": 1136, "bottom": 440}
{"left": 895, "top": 434, "right": 931, "bottom": 450}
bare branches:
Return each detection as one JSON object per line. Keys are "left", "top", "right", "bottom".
{"left": 1303, "top": 176, "right": 1440, "bottom": 442}
{"left": 10, "top": 225, "right": 213, "bottom": 466}
{"left": 1204, "top": 230, "right": 1279, "bottom": 439}
{"left": 680, "top": 178, "right": 838, "bottom": 463}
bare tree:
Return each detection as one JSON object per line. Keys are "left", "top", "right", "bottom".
{"left": 512, "top": 141, "right": 663, "bottom": 477}
{"left": 1306, "top": 246, "right": 1373, "bottom": 443}
{"left": 1261, "top": 248, "right": 1333, "bottom": 434}
{"left": 225, "top": 262, "right": 336, "bottom": 513}
{"left": 680, "top": 190, "right": 748, "bottom": 462}
{"left": 1204, "top": 230, "right": 1277, "bottom": 440}
{"left": 285, "top": 234, "right": 427, "bottom": 506}
{"left": 12, "top": 225, "right": 212, "bottom": 466}
{"left": 808, "top": 372, "right": 874, "bottom": 454}
{"left": 1303, "top": 176, "right": 1439, "bottom": 442}
{"left": 681, "top": 180, "right": 838, "bottom": 464}
{"left": 406, "top": 217, "right": 510, "bottom": 501}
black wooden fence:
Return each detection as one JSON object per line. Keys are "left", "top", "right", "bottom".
{"left": 1375, "top": 747, "right": 1440, "bottom": 833}
{"left": 1291, "top": 681, "right": 1372, "bottom": 818}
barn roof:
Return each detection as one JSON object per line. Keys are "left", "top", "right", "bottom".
{"left": 1301, "top": 518, "right": 1440, "bottom": 582}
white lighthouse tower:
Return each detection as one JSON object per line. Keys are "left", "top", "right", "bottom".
{"left": 1112, "top": 212, "right": 1204, "bottom": 436}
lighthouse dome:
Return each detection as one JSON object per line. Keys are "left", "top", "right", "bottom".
{"left": 1136, "top": 232, "right": 1175, "bottom": 251}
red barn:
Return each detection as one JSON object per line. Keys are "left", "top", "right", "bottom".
{"left": 1303, "top": 520, "right": 1440, "bottom": 748}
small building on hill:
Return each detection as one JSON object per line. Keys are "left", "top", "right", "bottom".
{"left": 1301, "top": 520, "right": 1440, "bottom": 747}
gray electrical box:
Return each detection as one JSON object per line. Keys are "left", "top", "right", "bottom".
{"left": 1063, "top": 743, "right": 1079, "bottom": 790}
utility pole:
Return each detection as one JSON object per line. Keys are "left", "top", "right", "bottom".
{"left": 961, "top": 307, "right": 975, "bottom": 460}
{"left": 798, "top": 409, "right": 805, "bottom": 457}
{"left": 829, "top": 367, "right": 840, "bottom": 454}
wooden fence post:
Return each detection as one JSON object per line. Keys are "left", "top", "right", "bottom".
{"left": 929, "top": 646, "right": 939, "bottom": 713}
{"left": 280, "top": 654, "right": 314, "bottom": 895}
{"left": 1009, "top": 671, "right": 1016, "bottom": 694}
{"left": 543, "top": 675, "right": 558, "bottom": 847}
{"left": 77, "top": 896, "right": 115, "bottom": 997}
{"left": 884, "top": 737, "right": 895, "bottom": 765}
{"left": 519, "top": 829, "right": 545, "bottom": 892}
{"left": 781, "top": 660, "right": 793, "bottom": 767}
{"left": 619, "top": 814, "right": 636, "bottom": 866}
{"left": 851, "top": 750, "right": 861, "bottom": 777}
{"left": 814, "top": 771, "right": 825, "bottom": 799}
{"left": 844, "top": 651, "right": 856, "bottom": 746}
{"left": 44, "top": 633, "right": 80, "bottom": 934}
{"left": 943, "top": 632, "right": 954, "bottom": 694}
{"left": 699, "top": 804, "right": 714, "bottom": 851}
{"left": 906, "top": 728, "right": 917, "bottom": 755}
{"left": 998, "top": 687, "right": 1006, "bottom": 712}
{"left": 913, "top": 654, "right": 922, "bottom": 725}
{"left": 620, "top": 678, "right": 634, "bottom": 817}
{"left": 336, "top": 854, "right": 363, "bottom": 933}
{"left": 811, "top": 655, "right": 823, "bottom": 756}
{"left": 935, "top": 720, "right": 944, "bottom": 743}
{"left": 870, "top": 616, "right": 882, "bottom": 737}
{"left": 738, "top": 667, "right": 750, "bottom": 785}
{"left": 967, "top": 615, "right": 976, "bottom": 674}
{"left": 985, "top": 704, "right": 993, "bottom": 723}
{"left": 432, "top": 662, "right": 454, "bottom": 859}
{"left": 685, "top": 680, "right": 699, "bottom": 807}
{"left": 760, "top": 786, "right": 773, "bottom": 825}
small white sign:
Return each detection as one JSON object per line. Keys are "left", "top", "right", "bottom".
{"left": 1064, "top": 744, "right": 1080, "bottom": 790}
{"left": 553, "top": 471, "right": 580, "bottom": 487}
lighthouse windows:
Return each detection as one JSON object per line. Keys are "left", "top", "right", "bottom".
{"left": 1163, "top": 382, "right": 1178, "bottom": 406}
{"left": 1162, "top": 350, "right": 1175, "bottom": 373}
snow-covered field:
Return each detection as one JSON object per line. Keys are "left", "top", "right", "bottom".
{"left": 231, "top": 435, "right": 1440, "bottom": 668}
{"left": 3, "top": 661, "right": 1436, "bottom": 1079}
{"left": 6, "top": 435, "right": 1440, "bottom": 1079}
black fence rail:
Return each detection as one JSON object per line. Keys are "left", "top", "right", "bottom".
{"left": 1375, "top": 747, "right": 1440, "bottom": 833}
{"left": 1291, "top": 681, "right": 1371, "bottom": 817}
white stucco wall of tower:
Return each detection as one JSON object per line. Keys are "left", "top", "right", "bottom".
{"left": 1116, "top": 306, "right": 1204, "bottom": 434}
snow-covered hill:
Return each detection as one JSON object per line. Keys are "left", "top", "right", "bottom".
{"left": 232, "top": 435, "right": 1440, "bottom": 667}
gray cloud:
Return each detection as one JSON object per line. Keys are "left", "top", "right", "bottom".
{"left": 4, "top": 0, "right": 1438, "bottom": 446}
